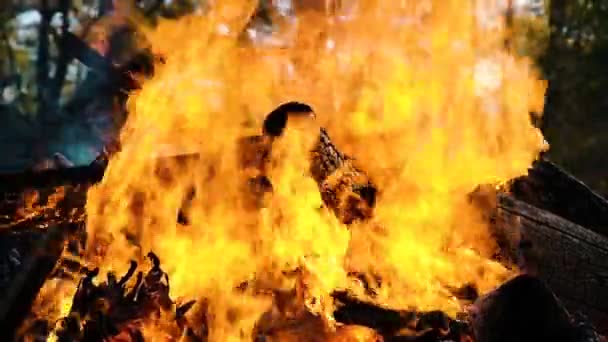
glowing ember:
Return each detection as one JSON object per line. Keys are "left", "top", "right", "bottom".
{"left": 32, "top": 0, "right": 547, "bottom": 340}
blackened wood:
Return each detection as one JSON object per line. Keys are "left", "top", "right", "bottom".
{"left": 490, "top": 194, "right": 608, "bottom": 333}
{"left": 510, "top": 159, "right": 608, "bottom": 237}
{"left": 470, "top": 274, "right": 576, "bottom": 342}
{"left": 0, "top": 224, "right": 68, "bottom": 340}
{"left": 332, "top": 291, "right": 473, "bottom": 341}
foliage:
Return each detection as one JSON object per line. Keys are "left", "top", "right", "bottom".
{"left": 540, "top": 0, "right": 608, "bottom": 196}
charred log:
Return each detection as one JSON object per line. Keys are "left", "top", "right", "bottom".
{"left": 471, "top": 190, "right": 608, "bottom": 334}
{"left": 262, "top": 102, "right": 316, "bottom": 137}
{"left": 332, "top": 291, "right": 473, "bottom": 341}
{"left": 510, "top": 158, "right": 608, "bottom": 238}
{"left": 469, "top": 274, "right": 577, "bottom": 342}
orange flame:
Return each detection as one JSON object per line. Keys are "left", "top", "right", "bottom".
{"left": 39, "top": 0, "right": 546, "bottom": 340}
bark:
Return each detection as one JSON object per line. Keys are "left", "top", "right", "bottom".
{"left": 510, "top": 159, "right": 608, "bottom": 237}
{"left": 309, "top": 128, "right": 376, "bottom": 224}
{"left": 487, "top": 193, "right": 608, "bottom": 333}
{"left": 0, "top": 224, "right": 67, "bottom": 340}
{"left": 470, "top": 274, "right": 576, "bottom": 342}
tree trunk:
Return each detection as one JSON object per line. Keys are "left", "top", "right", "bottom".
{"left": 49, "top": 0, "right": 72, "bottom": 111}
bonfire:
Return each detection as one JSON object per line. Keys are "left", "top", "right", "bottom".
{"left": 4, "top": 1, "right": 605, "bottom": 342}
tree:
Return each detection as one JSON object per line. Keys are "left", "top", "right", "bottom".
{"left": 540, "top": 0, "right": 608, "bottom": 196}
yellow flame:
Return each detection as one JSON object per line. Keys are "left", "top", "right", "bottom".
{"left": 37, "top": 0, "right": 547, "bottom": 340}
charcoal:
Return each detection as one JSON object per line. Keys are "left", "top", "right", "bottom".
{"left": 332, "top": 290, "right": 416, "bottom": 336}
{"left": 0, "top": 229, "right": 45, "bottom": 291}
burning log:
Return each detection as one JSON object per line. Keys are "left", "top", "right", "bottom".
{"left": 244, "top": 101, "right": 377, "bottom": 224}
{"left": 309, "top": 128, "right": 377, "bottom": 224}
{"left": 331, "top": 291, "right": 473, "bottom": 341}
{"left": 176, "top": 102, "right": 377, "bottom": 224}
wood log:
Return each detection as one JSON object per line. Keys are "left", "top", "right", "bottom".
{"left": 331, "top": 290, "right": 473, "bottom": 341}
{"left": 510, "top": 159, "right": 608, "bottom": 238}
{"left": 469, "top": 274, "right": 576, "bottom": 342}
{"left": 477, "top": 193, "right": 608, "bottom": 333}
{"left": 309, "top": 128, "right": 377, "bottom": 224}
{"left": 262, "top": 102, "right": 377, "bottom": 224}
{"left": 0, "top": 224, "right": 68, "bottom": 339}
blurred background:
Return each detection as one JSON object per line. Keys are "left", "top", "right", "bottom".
{"left": 0, "top": 0, "right": 606, "bottom": 196}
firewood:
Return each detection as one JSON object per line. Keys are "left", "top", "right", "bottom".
{"left": 510, "top": 159, "right": 608, "bottom": 237}
{"left": 331, "top": 291, "right": 473, "bottom": 341}
{"left": 470, "top": 189, "right": 608, "bottom": 334}
{"left": 310, "top": 128, "right": 377, "bottom": 224}
{"left": 469, "top": 274, "right": 576, "bottom": 342}
{"left": 261, "top": 102, "right": 377, "bottom": 224}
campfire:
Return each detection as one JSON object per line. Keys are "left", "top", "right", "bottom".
{"left": 0, "top": 1, "right": 606, "bottom": 342}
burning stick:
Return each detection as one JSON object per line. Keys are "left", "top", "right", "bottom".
{"left": 239, "top": 101, "right": 377, "bottom": 224}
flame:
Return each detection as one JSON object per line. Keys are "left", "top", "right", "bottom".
{"left": 38, "top": 0, "right": 546, "bottom": 340}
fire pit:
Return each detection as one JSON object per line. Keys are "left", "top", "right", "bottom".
{"left": 0, "top": 1, "right": 606, "bottom": 342}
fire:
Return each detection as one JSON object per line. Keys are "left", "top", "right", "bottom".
{"left": 35, "top": 0, "right": 547, "bottom": 340}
